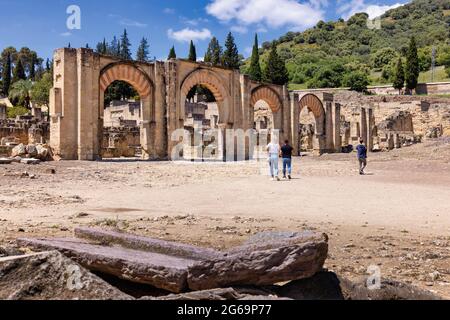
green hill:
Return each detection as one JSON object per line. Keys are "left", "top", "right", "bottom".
{"left": 244, "top": 0, "right": 450, "bottom": 89}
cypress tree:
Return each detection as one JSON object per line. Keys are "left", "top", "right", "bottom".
{"left": 168, "top": 46, "right": 177, "bottom": 59}
{"left": 12, "top": 58, "right": 26, "bottom": 83}
{"left": 136, "top": 37, "right": 150, "bottom": 62}
{"left": 29, "top": 55, "right": 36, "bottom": 80}
{"left": 392, "top": 57, "right": 405, "bottom": 94}
{"left": 120, "top": 29, "right": 132, "bottom": 60}
{"left": 204, "top": 37, "right": 222, "bottom": 66}
{"left": 405, "top": 37, "right": 419, "bottom": 94}
{"left": 188, "top": 40, "right": 197, "bottom": 62}
{"left": 264, "top": 44, "right": 289, "bottom": 85}
{"left": 110, "top": 36, "right": 120, "bottom": 57}
{"left": 45, "top": 58, "right": 51, "bottom": 72}
{"left": 223, "top": 32, "right": 240, "bottom": 69}
{"left": 248, "top": 34, "right": 262, "bottom": 81}
{"left": 1, "top": 53, "right": 12, "bottom": 94}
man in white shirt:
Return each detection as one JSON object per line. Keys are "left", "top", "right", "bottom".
{"left": 267, "top": 139, "right": 280, "bottom": 181}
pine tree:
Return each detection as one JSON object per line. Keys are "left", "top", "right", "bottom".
{"left": 85, "top": 43, "right": 90, "bottom": 49}
{"left": 248, "top": 34, "right": 262, "bottom": 81}
{"left": 168, "top": 46, "right": 177, "bottom": 60}
{"left": 120, "top": 29, "right": 132, "bottom": 60}
{"left": 136, "top": 37, "right": 150, "bottom": 62}
{"left": 68, "top": 43, "right": 71, "bottom": 48}
{"left": 109, "top": 36, "right": 121, "bottom": 57}
{"left": 96, "top": 38, "right": 108, "bottom": 54}
{"left": 1, "top": 53, "right": 12, "bottom": 94}
{"left": 392, "top": 57, "right": 405, "bottom": 94}
{"left": 204, "top": 37, "right": 222, "bottom": 66}
{"left": 12, "top": 58, "right": 26, "bottom": 83}
{"left": 405, "top": 36, "right": 419, "bottom": 94}
{"left": 263, "top": 44, "right": 289, "bottom": 85}
{"left": 188, "top": 40, "right": 197, "bottom": 62}
{"left": 222, "top": 32, "right": 240, "bottom": 69}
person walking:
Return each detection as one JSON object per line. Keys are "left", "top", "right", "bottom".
{"left": 356, "top": 139, "right": 368, "bottom": 175}
{"left": 281, "top": 140, "right": 293, "bottom": 180}
{"left": 267, "top": 138, "right": 280, "bottom": 181}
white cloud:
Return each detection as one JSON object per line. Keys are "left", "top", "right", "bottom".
{"left": 181, "top": 17, "right": 210, "bottom": 26}
{"left": 60, "top": 32, "right": 72, "bottom": 37}
{"left": 120, "top": 18, "right": 148, "bottom": 28}
{"left": 206, "top": 0, "right": 325, "bottom": 32}
{"left": 164, "top": 8, "right": 175, "bottom": 14}
{"left": 337, "top": 0, "right": 405, "bottom": 20}
{"left": 231, "top": 25, "right": 248, "bottom": 34}
{"left": 167, "top": 28, "right": 213, "bottom": 42}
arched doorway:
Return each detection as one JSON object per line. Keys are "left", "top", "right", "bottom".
{"left": 99, "top": 63, "right": 154, "bottom": 159}
{"left": 250, "top": 86, "right": 282, "bottom": 157}
{"left": 178, "top": 69, "right": 230, "bottom": 161}
{"left": 297, "top": 94, "right": 326, "bottom": 155}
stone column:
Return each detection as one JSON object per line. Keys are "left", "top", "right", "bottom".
{"left": 360, "top": 107, "right": 368, "bottom": 145}
{"left": 368, "top": 108, "right": 375, "bottom": 152}
{"left": 325, "top": 101, "right": 334, "bottom": 152}
{"left": 76, "top": 48, "right": 99, "bottom": 161}
{"left": 290, "top": 93, "right": 299, "bottom": 156}
{"left": 154, "top": 62, "right": 167, "bottom": 159}
{"left": 165, "top": 60, "right": 178, "bottom": 160}
{"left": 334, "top": 103, "right": 341, "bottom": 152}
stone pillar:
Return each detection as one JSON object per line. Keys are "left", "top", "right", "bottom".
{"left": 165, "top": 60, "right": 178, "bottom": 160}
{"left": 154, "top": 62, "right": 167, "bottom": 159}
{"left": 76, "top": 48, "right": 100, "bottom": 161}
{"left": 394, "top": 133, "right": 401, "bottom": 149}
{"left": 334, "top": 103, "right": 341, "bottom": 152}
{"left": 360, "top": 107, "right": 368, "bottom": 145}
{"left": 325, "top": 101, "right": 334, "bottom": 152}
{"left": 49, "top": 48, "right": 78, "bottom": 160}
{"left": 368, "top": 108, "right": 375, "bottom": 152}
{"left": 290, "top": 93, "right": 299, "bottom": 156}
{"left": 388, "top": 133, "right": 395, "bottom": 150}
{"left": 282, "top": 85, "right": 291, "bottom": 145}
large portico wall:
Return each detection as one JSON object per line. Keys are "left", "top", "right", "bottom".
{"left": 49, "top": 47, "right": 340, "bottom": 161}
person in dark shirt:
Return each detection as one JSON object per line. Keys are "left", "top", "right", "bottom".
{"left": 281, "top": 140, "right": 294, "bottom": 180}
{"left": 356, "top": 139, "right": 368, "bottom": 175}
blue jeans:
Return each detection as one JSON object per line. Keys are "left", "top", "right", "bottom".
{"left": 283, "top": 158, "right": 292, "bottom": 176}
{"left": 269, "top": 154, "right": 279, "bottom": 177}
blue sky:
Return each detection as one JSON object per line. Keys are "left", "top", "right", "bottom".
{"left": 0, "top": 0, "right": 407, "bottom": 61}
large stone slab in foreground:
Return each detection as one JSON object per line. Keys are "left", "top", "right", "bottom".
{"left": 17, "top": 237, "right": 196, "bottom": 293}
{"left": 0, "top": 251, "right": 131, "bottom": 300}
{"left": 18, "top": 229, "right": 328, "bottom": 293}
{"left": 187, "top": 232, "right": 329, "bottom": 291}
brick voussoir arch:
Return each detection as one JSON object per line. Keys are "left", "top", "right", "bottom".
{"left": 251, "top": 86, "right": 282, "bottom": 113}
{"left": 298, "top": 93, "right": 325, "bottom": 119}
{"left": 180, "top": 69, "right": 229, "bottom": 102}
{"left": 100, "top": 63, "right": 153, "bottom": 98}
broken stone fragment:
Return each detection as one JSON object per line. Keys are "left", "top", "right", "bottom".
{"left": 17, "top": 237, "right": 195, "bottom": 293}
{"left": 20, "top": 158, "right": 40, "bottom": 165}
{"left": 0, "top": 251, "right": 132, "bottom": 300}
{"left": 11, "top": 144, "right": 26, "bottom": 157}
{"left": 187, "top": 232, "right": 329, "bottom": 291}
{"left": 0, "top": 158, "right": 13, "bottom": 164}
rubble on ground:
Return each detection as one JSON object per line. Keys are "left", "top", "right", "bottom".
{"left": 8, "top": 228, "right": 442, "bottom": 300}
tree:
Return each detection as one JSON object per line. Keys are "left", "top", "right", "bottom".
{"left": 392, "top": 57, "right": 405, "bottom": 94}
{"left": 9, "top": 79, "right": 33, "bottom": 109}
{"left": 1, "top": 52, "right": 12, "bottom": 94}
{"left": 12, "top": 58, "right": 26, "bottom": 83}
{"left": 168, "top": 46, "right": 177, "bottom": 59}
{"left": 222, "top": 32, "right": 240, "bottom": 69}
{"left": 188, "top": 40, "right": 197, "bottom": 62}
{"left": 31, "top": 72, "right": 53, "bottom": 106}
{"left": 263, "top": 44, "right": 289, "bottom": 85}
{"left": 405, "top": 37, "right": 420, "bottom": 94}
{"left": 45, "top": 58, "right": 51, "bottom": 72}
{"left": 109, "top": 36, "right": 120, "bottom": 57}
{"left": 248, "top": 34, "right": 262, "bottom": 81}
{"left": 342, "top": 71, "right": 370, "bottom": 92}
{"left": 204, "top": 37, "right": 222, "bottom": 66}
{"left": 29, "top": 55, "right": 36, "bottom": 80}
{"left": 120, "top": 29, "right": 132, "bottom": 60}
{"left": 136, "top": 37, "right": 150, "bottom": 62}
{"left": 96, "top": 38, "right": 108, "bottom": 54}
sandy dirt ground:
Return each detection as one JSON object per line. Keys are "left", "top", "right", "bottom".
{"left": 1, "top": 139, "right": 449, "bottom": 299}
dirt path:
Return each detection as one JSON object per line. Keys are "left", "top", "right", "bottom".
{"left": 1, "top": 140, "right": 449, "bottom": 298}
